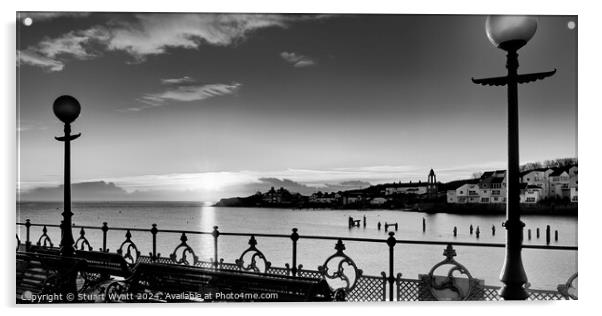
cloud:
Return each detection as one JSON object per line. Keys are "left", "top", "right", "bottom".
{"left": 280, "top": 51, "right": 316, "bottom": 68}
{"left": 19, "top": 14, "right": 327, "bottom": 71}
{"left": 107, "top": 14, "right": 320, "bottom": 60}
{"left": 17, "top": 50, "right": 64, "bottom": 72}
{"left": 36, "top": 28, "right": 110, "bottom": 59}
{"left": 18, "top": 27, "right": 110, "bottom": 72}
{"left": 127, "top": 77, "right": 242, "bottom": 111}
{"left": 160, "top": 76, "right": 196, "bottom": 85}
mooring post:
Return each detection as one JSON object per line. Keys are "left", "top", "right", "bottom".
{"left": 536, "top": 227, "right": 540, "bottom": 239}
{"left": 546, "top": 225, "right": 551, "bottom": 245}
{"left": 422, "top": 218, "right": 426, "bottom": 233}
{"left": 212, "top": 226, "right": 220, "bottom": 269}
{"left": 528, "top": 229, "right": 531, "bottom": 240}
{"left": 363, "top": 215, "right": 366, "bottom": 228}
{"left": 453, "top": 226, "right": 457, "bottom": 237}
{"left": 492, "top": 225, "right": 496, "bottom": 236}
{"left": 101, "top": 222, "right": 108, "bottom": 252}
{"left": 470, "top": 224, "right": 474, "bottom": 235}
{"left": 291, "top": 228, "right": 299, "bottom": 277}
{"left": 555, "top": 230, "right": 559, "bottom": 242}
{"left": 150, "top": 224, "right": 158, "bottom": 260}
{"left": 378, "top": 222, "right": 381, "bottom": 230}
{"left": 25, "top": 219, "right": 31, "bottom": 250}
{"left": 476, "top": 226, "right": 480, "bottom": 239}
{"left": 386, "top": 232, "right": 396, "bottom": 301}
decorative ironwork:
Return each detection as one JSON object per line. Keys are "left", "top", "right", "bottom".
{"left": 557, "top": 272, "right": 578, "bottom": 300}
{"left": 169, "top": 232, "right": 199, "bottom": 265}
{"left": 36, "top": 225, "right": 54, "bottom": 248}
{"left": 235, "top": 235, "right": 271, "bottom": 273}
{"left": 345, "top": 272, "right": 387, "bottom": 302}
{"left": 117, "top": 230, "right": 140, "bottom": 265}
{"left": 318, "top": 239, "right": 363, "bottom": 294}
{"left": 74, "top": 227, "right": 93, "bottom": 251}
{"left": 420, "top": 244, "right": 477, "bottom": 301}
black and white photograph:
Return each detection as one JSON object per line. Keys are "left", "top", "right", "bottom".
{"left": 13, "top": 9, "right": 580, "bottom": 305}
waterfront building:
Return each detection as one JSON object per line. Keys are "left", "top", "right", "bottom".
{"left": 549, "top": 169, "right": 571, "bottom": 199}
{"left": 384, "top": 170, "right": 439, "bottom": 196}
{"left": 446, "top": 165, "right": 578, "bottom": 205}
{"left": 369, "top": 197, "right": 388, "bottom": 205}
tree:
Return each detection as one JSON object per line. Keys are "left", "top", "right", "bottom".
{"left": 472, "top": 172, "right": 483, "bottom": 179}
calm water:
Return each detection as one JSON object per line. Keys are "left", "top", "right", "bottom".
{"left": 16, "top": 202, "right": 577, "bottom": 290}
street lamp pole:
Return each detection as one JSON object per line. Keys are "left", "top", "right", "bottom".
{"left": 53, "top": 95, "right": 82, "bottom": 297}
{"left": 472, "top": 16, "right": 556, "bottom": 300}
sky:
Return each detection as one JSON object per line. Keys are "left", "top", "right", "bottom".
{"left": 16, "top": 13, "right": 577, "bottom": 202}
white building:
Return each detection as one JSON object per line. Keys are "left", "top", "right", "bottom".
{"left": 447, "top": 165, "right": 577, "bottom": 205}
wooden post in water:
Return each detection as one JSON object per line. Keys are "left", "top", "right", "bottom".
{"left": 527, "top": 229, "right": 531, "bottom": 240}
{"left": 546, "top": 225, "right": 551, "bottom": 245}
{"left": 453, "top": 226, "right": 457, "bottom": 237}
{"left": 492, "top": 225, "right": 496, "bottom": 236}
{"left": 476, "top": 226, "right": 480, "bottom": 239}
{"left": 536, "top": 228, "right": 540, "bottom": 239}
{"left": 422, "top": 218, "right": 426, "bottom": 233}
{"left": 470, "top": 224, "right": 474, "bottom": 235}
{"left": 555, "top": 230, "right": 558, "bottom": 242}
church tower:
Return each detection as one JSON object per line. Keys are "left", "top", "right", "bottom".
{"left": 427, "top": 169, "right": 437, "bottom": 195}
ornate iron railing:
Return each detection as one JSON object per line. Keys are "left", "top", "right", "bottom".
{"left": 16, "top": 219, "right": 578, "bottom": 301}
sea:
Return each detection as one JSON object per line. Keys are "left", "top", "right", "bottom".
{"left": 16, "top": 201, "right": 577, "bottom": 290}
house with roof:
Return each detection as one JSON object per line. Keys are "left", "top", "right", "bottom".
{"left": 446, "top": 179, "right": 480, "bottom": 204}
{"left": 549, "top": 168, "right": 571, "bottom": 199}
{"left": 569, "top": 165, "right": 578, "bottom": 203}
{"left": 520, "top": 168, "right": 552, "bottom": 198}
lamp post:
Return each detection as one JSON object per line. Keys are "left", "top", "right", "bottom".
{"left": 53, "top": 95, "right": 81, "bottom": 297}
{"left": 472, "top": 16, "right": 556, "bottom": 300}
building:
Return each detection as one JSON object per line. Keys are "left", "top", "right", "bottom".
{"left": 549, "top": 168, "right": 571, "bottom": 199}
{"left": 384, "top": 170, "right": 439, "bottom": 196}
{"left": 447, "top": 165, "right": 578, "bottom": 205}
{"left": 369, "top": 197, "right": 388, "bottom": 205}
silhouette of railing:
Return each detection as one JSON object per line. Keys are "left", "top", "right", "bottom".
{"left": 16, "top": 219, "right": 578, "bottom": 301}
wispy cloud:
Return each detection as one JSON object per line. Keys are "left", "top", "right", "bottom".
{"left": 126, "top": 77, "right": 241, "bottom": 111}
{"left": 36, "top": 28, "right": 110, "bottom": 59}
{"left": 19, "top": 14, "right": 329, "bottom": 71}
{"left": 18, "top": 27, "right": 110, "bottom": 72}
{"left": 160, "top": 76, "right": 196, "bottom": 85}
{"left": 17, "top": 50, "right": 64, "bottom": 72}
{"left": 280, "top": 51, "right": 316, "bottom": 68}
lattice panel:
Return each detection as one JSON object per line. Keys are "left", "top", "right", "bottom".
{"left": 267, "top": 266, "right": 290, "bottom": 276}
{"left": 396, "top": 278, "right": 420, "bottom": 301}
{"left": 195, "top": 260, "right": 214, "bottom": 269}
{"left": 346, "top": 275, "right": 386, "bottom": 302}
{"left": 219, "top": 262, "right": 240, "bottom": 271}
{"left": 396, "top": 279, "right": 569, "bottom": 301}
{"left": 528, "top": 289, "right": 566, "bottom": 300}
{"left": 297, "top": 269, "right": 322, "bottom": 279}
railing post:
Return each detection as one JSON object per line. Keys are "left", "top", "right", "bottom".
{"left": 101, "top": 222, "right": 108, "bottom": 252}
{"left": 212, "top": 226, "right": 219, "bottom": 270}
{"left": 386, "top": 231, "right": 397, "bottom": 301}
{"left": 25, "top": 219, "right": 31, "bottom": 250}
{"left": 291, "top": 228, "right": 299, "bottom": 276}
{"left": 151, "top": 224, "right": 158, "bottom": 260}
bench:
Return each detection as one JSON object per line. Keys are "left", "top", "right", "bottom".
{"left": 105, "top": 262, "right": 333, "bottom": 302}
{"left": 26, "top": 246, "right": 133, "bottom": 291}
{"left": 17, "top": 252, "right": 53, "bottom": 302}
{"left": 16, "top": 251, "right": 87, "bottom": 303}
